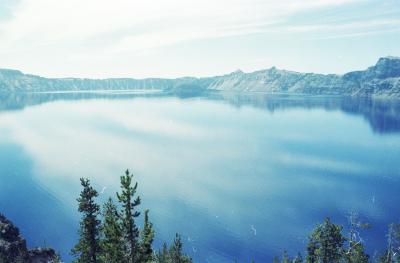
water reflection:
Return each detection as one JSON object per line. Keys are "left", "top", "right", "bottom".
{"left": 0, "top": 142, "right": 76, "bottom": 257}
{"left": 1, "top": 91, "right": 400, "bottom": 134}
{"left": 0, "top": 92, "right": 399, "bottom": 262}
{"left": 211, "top": 92, "right": 400, "bottom": 134}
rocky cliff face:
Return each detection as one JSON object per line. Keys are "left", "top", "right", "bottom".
{"left": 205, "top": 68, "right": 352, "bottom": 95}
{"left": 341, "top": 56, "right": 400, "bottom": 97}
{"left": 0, "top": 214, "right": 59, "bottom": 263}
{"left": 205, "top": 57, "right": 400, "bottom": 97}
{"left": 1, "top": 57, "right": 400, "bottom": 98}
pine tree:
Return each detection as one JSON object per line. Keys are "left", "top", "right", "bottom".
{"left": 100, "top": 197, "right": 125, "bottom": 263}
{"left": 170, "top": 233, "right": 183, "bottom": 263}
{"left": 117, "top": 169, "right": 142, "bottom": 263}
{"left": 345, "top": 212, "right": 370, "bottom": 263}
{"left": 306, "top": 236, "right": 318, "bottom": 263}
{"left": 345, "top": 242, "right": 369, "bottom": 263}
{"left": 155, "top": 242, "right": 170, "bottom": 263}
{"left": 379, "top": 223, "right": 400, "bottom": 263}
{"left": 305, "top": 218, "right": 346, "bottom": 263}
{"left": 282, "top": 250, "right": 290, "bottom": 263}
{"left": 170, "top": 233, "right": 192, "bottom": 263}
{"left": 293, "top": 252, "right": 303, "bottom": 263}
{"left": 139, "top": 209, "right": 155, "bottom": 263}
{"left": 71, "top": 178, "right": 102, "bottom": 263}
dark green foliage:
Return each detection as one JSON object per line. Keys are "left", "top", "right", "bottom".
{"left": 345, "top": 242, "right": 369, "bottom": 263}
{"left": 170, "top": 233, "right": 183, "bottom": 263}
{"left": 378, "top": 223, "right": 400, "bottom": 263}
{"left": 64, "top": 172, "right": 400, "bottom": 263}
{"left": 153, "top": 234, "right": 192, "bottom": 263}
{"left": 280, "top": 250, "right": 290, "bottom": 263}
{"left": 100, "top": 197, "right": 125, "bottom": 263}
{"left": 306, "top": 233, "right": 318, "bottom": 263}
{"left": 306, "top": 218, "right": 346, "bottom": 263}
{"left": 282, "top": 216, "right": 371, "bottom": 263}
{"left": 66, "top": 171, "right": 194, "bottom": 263}
{"left": 72, "top": 178, "right": 102, "bottom": 263}
{"left": 170, "top": 233, "right": 193, "bottom": 263}
{"left": 13, "top": 170, "right": 400, "bottom": 263}
{"left": 155, "top": 243, "right": 170, "bottom": 263}
{"left": 0, "top": 252, "right": 26, "bottom": 263}
{"left": 376, "top": 252, "right": 390, "bottom": 263}
{"left": 388, "top": 223, "right": 400, "bottom": 262}
{"left": 139, "top": 209, "right": 155, "bottom": 263}
{"left": 274, "top": 251, "right": 302, "bottom": 263}
{"left": 344, "top": 212, "right": 370, "bottom": 263}
{"left": 293, "top": 253, "right": 303, "bottom": 263}
{"left": 117, "top": 169, "right": 142, "bottom": 263}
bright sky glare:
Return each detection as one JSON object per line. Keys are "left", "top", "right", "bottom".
{"left": 0, "top": 0, "right": 399, "bottom": 78}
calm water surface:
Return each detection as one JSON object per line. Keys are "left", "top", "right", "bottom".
{"left": 0, "top": 92, "right": 399, "bottom": 262}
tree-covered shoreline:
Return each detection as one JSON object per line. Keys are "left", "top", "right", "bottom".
{"left": 1, "top": 169, "right": 400, "bottom": 263}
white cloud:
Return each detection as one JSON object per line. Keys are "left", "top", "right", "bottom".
{"left": 1, "top": 0, "right": 397, "bottom": 77}
{"left": 0, "top": 0, "right": 359, "bottom": 53}
{"left": 283, "top": 18, "right": 400, "bottom": 33}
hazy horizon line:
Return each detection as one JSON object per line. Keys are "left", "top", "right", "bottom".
{"left": 2, "top": 55, "right": 396, "bottom": 80}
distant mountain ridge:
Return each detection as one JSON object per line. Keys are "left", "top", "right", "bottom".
{"left": 1, "top": 56, "right": 399, "bottom": 98}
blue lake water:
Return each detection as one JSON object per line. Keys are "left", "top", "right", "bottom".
{"left": 0, "top": 92, "right": 400, "bottom": 262}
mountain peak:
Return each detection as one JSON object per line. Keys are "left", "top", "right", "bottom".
{"left": 381, "top": 56, "right": 400, "bottom": 60}
{"left": 0, "top": 68, "right": 24, "bottom": 76}
{"left": 376, "top": 56, "right": 400, "bottom": 64}
{"left": 372, "top": 56, "right": 400, "bottom": 79}
{"left": 230, "top": 69, "right": 244, "bottom": 75}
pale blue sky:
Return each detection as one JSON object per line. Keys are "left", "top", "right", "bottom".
{"left": 0, "top": 0, "right": 399, "bottom": 78}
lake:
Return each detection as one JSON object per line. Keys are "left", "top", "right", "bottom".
{"left": 0, "top": 92, "right": 400, "bottom": 262}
